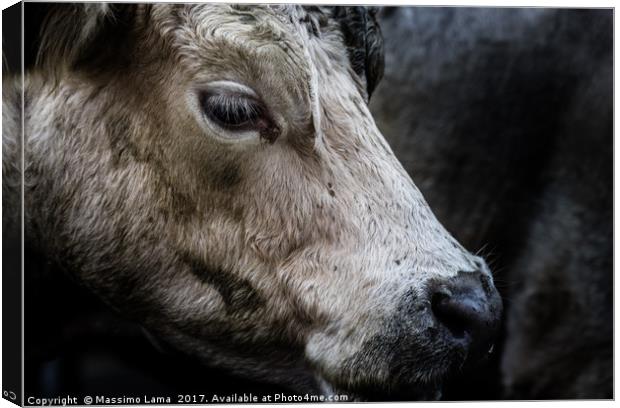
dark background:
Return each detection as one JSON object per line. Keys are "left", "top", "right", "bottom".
{"left": 15, "top": 5, "right": 613, "bottom": 402}
{"left": 371, "top": 7, "right": 613, "bottom": 399}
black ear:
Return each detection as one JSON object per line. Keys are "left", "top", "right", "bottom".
{"left": 333, "top": 6, "right": 385, "bottom": 101}
{"left": 32, "top": 3, "right": 136, "bottom": 76}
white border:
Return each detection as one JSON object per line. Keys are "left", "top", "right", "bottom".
{"left": 0, "top": 2, "right": 616, "bottom": 408}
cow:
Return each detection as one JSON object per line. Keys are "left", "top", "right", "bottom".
{"left": 3, "top": 4, "right": 501, "bottom": 401}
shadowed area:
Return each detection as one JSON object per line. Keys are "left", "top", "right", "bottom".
{"left": 371, "top": 7, "right": 612, "bottom": 400}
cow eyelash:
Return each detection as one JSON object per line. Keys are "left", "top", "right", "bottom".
{"left": 200, "top": 91, "right": 270, "bottom": 132}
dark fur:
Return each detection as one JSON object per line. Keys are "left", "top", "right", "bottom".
{"left": 332, "top": 6, "right": 384, "bottom": 100}
{"left": 371, "top": 7, "right": 612, "bottom": 399}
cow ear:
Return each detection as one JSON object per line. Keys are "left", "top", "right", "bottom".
{"left": 333, "top": 6, "right": 385, "bottom": 101}
{"left": 35, "top": 3, "right": 136, "bottom": 77}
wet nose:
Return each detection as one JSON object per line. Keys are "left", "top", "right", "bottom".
{"left": 430, "top": 270, "right": 502, "bottom": 360}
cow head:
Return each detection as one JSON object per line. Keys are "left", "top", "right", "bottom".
{"left": 20, "top": 4, "right": 501, "bottom": 400}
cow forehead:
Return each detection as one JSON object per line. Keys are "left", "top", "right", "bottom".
{"left": 178, "top": 4, "right": 329, "bottom": 33}
{"left": 160, "top": 4, "right": 335, "bottom": 60}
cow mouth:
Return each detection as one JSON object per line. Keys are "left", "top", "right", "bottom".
{"left": 312, "top": 339, "right": 472, "bottom": 401}
{"left": 316, "top": 374, "right": 444, "bottom": 402}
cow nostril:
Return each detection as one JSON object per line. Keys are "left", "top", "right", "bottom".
{"left": 428, "top": 271, "right": 502, "bottom": 361}
{"left": 431, "top": 292, "right": 469, "bottom": 339}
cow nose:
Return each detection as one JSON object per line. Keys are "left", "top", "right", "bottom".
{"left": 430, "top": 271, "right": 502, "bottom": 361}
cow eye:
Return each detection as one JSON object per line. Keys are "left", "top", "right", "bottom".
{"left": 190, "top": 81, "right": 280, "bottom": 144}
{"left": 200, "top": 87, "right": 271, "bottom": 132}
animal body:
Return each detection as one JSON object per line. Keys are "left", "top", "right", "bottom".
{"left": 371, "top": 7, "right": 612, "bottom": 399}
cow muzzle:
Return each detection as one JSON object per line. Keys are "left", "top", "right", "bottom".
{"left": 321, "top": 269, "right": 502, "bottom": 401}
